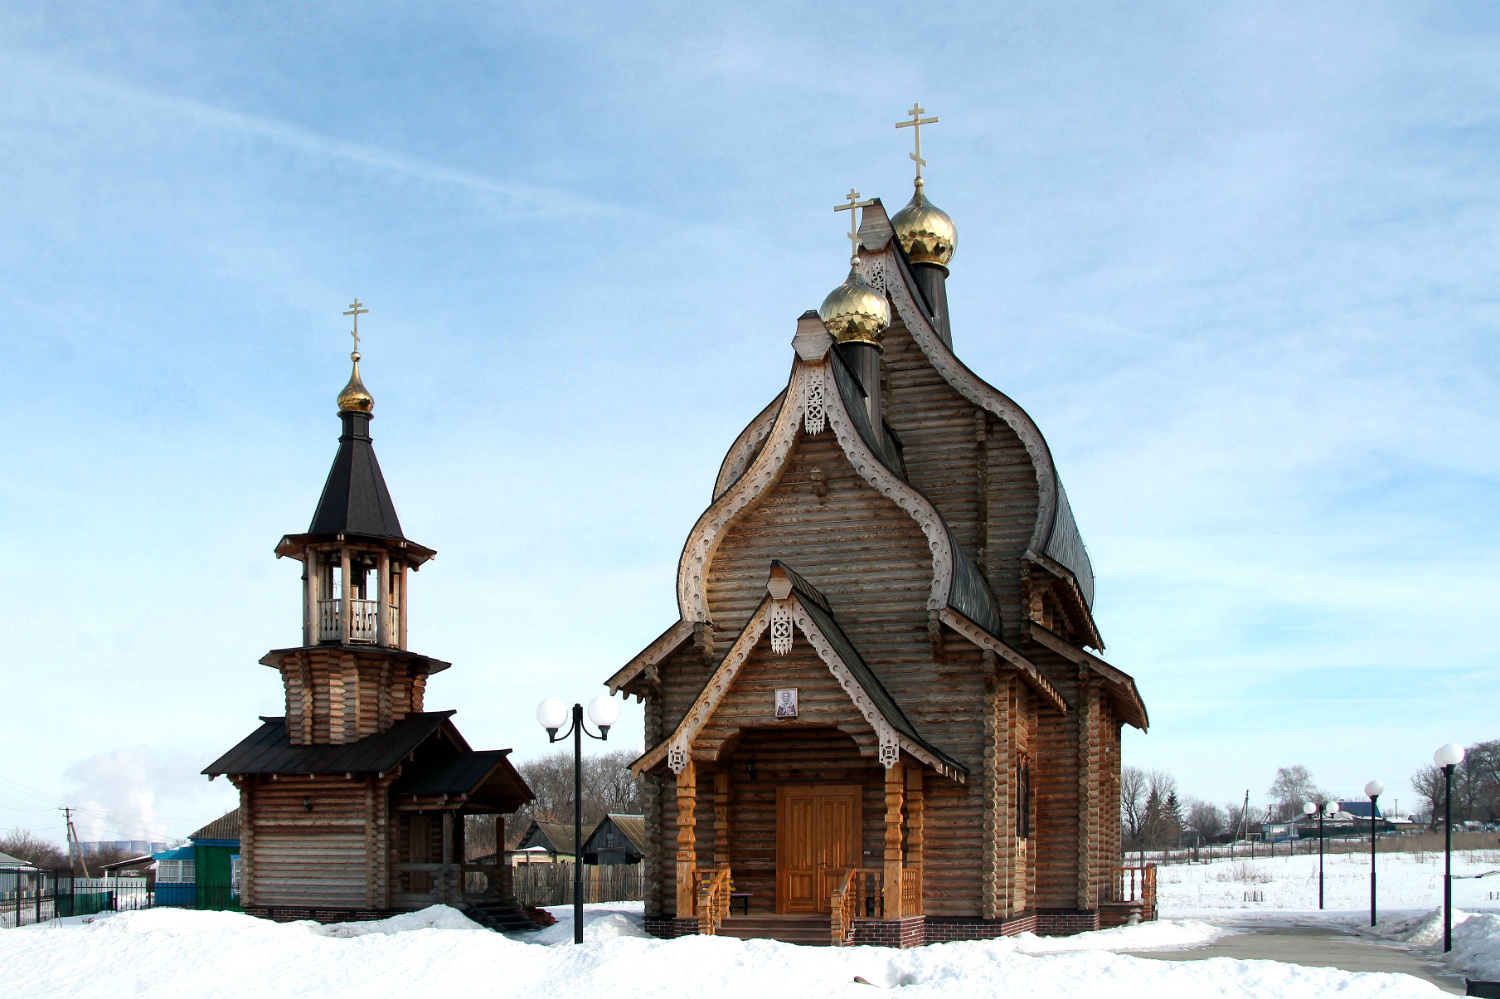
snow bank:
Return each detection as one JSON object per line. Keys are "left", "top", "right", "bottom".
{"left": 0, "top": 906, "right": 1446, "bottom": 999}
{"left": 1372, "top": 907, "right": 1500, "bottom": 982}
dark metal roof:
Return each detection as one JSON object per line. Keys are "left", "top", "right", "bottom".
{"left": 308, "top": 411, "right": 407, "bottom": 541}
{"left": 188, "top": 808, "right": 240, "bottom": 842}
{"left": 518, "top": 820, "right": 579, "bottom": 856}
{"left": 390, "top": 750, "right": 514, "bottom": 796}
{"left": 258, "top": 646, "right": 451, "bottom": 675}
{"left": 202, "top": 711, "right": 455, "bottom": 776}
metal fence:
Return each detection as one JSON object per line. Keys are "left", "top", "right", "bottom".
{"left": 511, "top": 863, "right": 644, "bottom": 907}
{"left": 2, "top": 872, "right": 239, "bottom": 929}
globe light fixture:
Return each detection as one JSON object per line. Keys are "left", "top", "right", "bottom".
{"left": 1434, "top": 742, "right": 1467, "bottom": 951}
{"left": 535, "top": 693, "right": 622, "bottom": 943}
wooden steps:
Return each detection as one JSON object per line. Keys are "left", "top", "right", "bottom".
{"left": 463, "top": 899, "right": 544, "bottom": 933}
{"left": 716, "top": 913, "right": 831, "bottom": 946}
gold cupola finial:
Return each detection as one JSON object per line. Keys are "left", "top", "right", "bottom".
{"left": 336, "top": 299, "right": 374, "bottom": 414}
{"left": 892, "top": 103, "right": 956, "bottom": 267}
{"left": 818, "top": 189, "right": 891, "bottom": 346}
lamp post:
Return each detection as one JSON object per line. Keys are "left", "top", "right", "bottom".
{"left": 536, "top": 694, "right": 621, "bottom": 944}
{"left": 1303, "top": 801, "right": 1321, "bottom": 909}
{"left": 1365, "top": 779, "right": 1384, "bottom": 927}
{"left": 1435, "top": 743, "right": 1466, "bottom": 952}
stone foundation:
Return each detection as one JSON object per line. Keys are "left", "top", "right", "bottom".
{"left": 923, "top": 911, "right": 1038, "bottom": 942}
{"left": 245, "top": 905, "right": 390, "bottom": 924}
{"left": 643, "top": 916, "right": 700, "bottom": 939}
{"left": 849, "top": 916, "right": 926, "bottom": 948}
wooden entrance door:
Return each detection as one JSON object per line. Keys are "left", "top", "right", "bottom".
{"left": 776, "top": 786, "right": 861, "bottom": 914}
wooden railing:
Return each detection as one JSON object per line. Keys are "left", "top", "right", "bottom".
{"left": 830, "top": 868, "right": 883, "bottom": 946}
{"left": 1106, "top": 865, "right": 1157, "bottom": 918}
{"left": 900, "top": 866, "right": 921, "bottom": 916}
{"left": 318, "top": 598, "right": 379, "bottom": 643}
{"left": 393, "top": 863, "right": 509, "bottom": 907}
{"left": 695, "top": 866, "right": 734, "bottom": 936}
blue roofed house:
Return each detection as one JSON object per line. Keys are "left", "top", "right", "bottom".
{"left": 153, "top": 808, "right": 242, "bottom": 909}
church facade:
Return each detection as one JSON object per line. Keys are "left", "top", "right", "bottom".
{"left": 205, "top": 323, "right": 535, "bottom": 928}
{"left": 608, "top": 144, "right": 1149, "bottom": 944}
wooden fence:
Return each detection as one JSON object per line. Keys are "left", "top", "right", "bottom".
{"left": 511, "top": 863, "right": 644, "bottom": 907}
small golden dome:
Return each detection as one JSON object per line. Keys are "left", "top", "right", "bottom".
{"left": 337, "top": 352, "right": 374, "bottom": 414}
{"left": 818, "top": 265, "right": 891, "bottom": 346}
{"left": 892, "top": 181, "right": 956, "bottom": 267}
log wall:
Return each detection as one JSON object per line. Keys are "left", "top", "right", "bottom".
{"left": 243, "top": 774, "right": 375, "bottom": 908}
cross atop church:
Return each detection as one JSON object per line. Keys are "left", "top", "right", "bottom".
{"left": 834, "top": 188, "right": 877, "bottom": 264}
{"left": 896, "top": 103, "right": 939, "bottom": 184}
{"left": 343, "top": 299, "right": 369, "bottom": 355}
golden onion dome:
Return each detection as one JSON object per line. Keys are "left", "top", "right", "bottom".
{"left": 891, "top": 181, "right": 956, "bottom": 267}
{"left": 337, "top": 352, "right": 374, "bottom": 414}
{"left": 818, "top": 265, "right": 890, "bottom": 346}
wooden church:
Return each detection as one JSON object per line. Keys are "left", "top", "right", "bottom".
{"left": 205, "top": 315, "right": 536, "bottom": 927}
{"left": 608, "top": 109, "right": 1150, "bottom": 946}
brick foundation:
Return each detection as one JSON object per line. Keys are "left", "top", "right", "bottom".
{"left": 850, "top": 916, "right": 927, "bottom": 948}
{"left": 245, "top": 906, "right": 391, "bottom": 924}
{"left": 923, "top": 911, "right": 1038, "bottom": 942}
{"left": 1033, "top": 909, "right": 1101, "bottom": 936}
{"left": 644, "top": 916, "right": 700, "bottom": 939}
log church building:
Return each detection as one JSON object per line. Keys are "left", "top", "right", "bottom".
{"left": 608, "top": 107, "right": 1150, "bottom": 946}
{"left": 204, "top": 309, "right": 535, "bottom": 928}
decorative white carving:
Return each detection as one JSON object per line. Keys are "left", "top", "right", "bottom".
{"left": 713, "top": 390, "right": 786, "bottom": 501}
{"left": 861, "top": 253, "right": 888, "bottom": 293}
{"left": 863, "top": 246, "right": 1060, "bottom": 557}
{"left": 879, "top": 736, "right": 900, "bottom": 769}
{"left": 803, "top": 363, "right": 826, "bottom": 435}
{"left": 677, "top": 368, "right": 809, "bottom": 623}
{"left": 667, "top": 745, "right": 686, "bottom": 774}
{"left": 770, "top": 600, "right": 793, "bottom": 654}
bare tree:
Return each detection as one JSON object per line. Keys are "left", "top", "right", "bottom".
{"left": 0, "top": 829, "right": 67, "bottom": 869}
{"left": 501, "top": 748, "right": 645, "bottom": 849}
{"left": 1268, "top": 765, "right": 1326, "bottom": 821}
{"left": 1411, "top": 764, "right": 1446, "bottom": 827}
{"left": 1185, "top": 799, "right": 1225, "bottom": 844}
{"left": 1140, "top": 770, "right": 1179, "bottom": 849}
{"left": 1120, "top": 766, "right": 1148, "bottom": 844}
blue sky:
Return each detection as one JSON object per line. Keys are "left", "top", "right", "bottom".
{"left": 2, "top": 2, "right": 1497, "bottom": 844}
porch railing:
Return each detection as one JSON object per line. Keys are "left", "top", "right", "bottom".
{"left": 900, "top": 866, "right": 921, "bottom": 915}
{"left": 694, "top": 866, "right": 734, "bottom": 936}
{"left": 393, "top": 863, "right": 509, "bottom": 908}
{"left": 1105, "top": 865, "right": 1157, "bottom": 919}
{"left": 830, "top": 868, "right": 883, "bottom": 946}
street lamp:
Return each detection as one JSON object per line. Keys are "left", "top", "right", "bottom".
{"left": 536, "top": 694, "right": 621, "bottom": 944}
{"left": 1365, "top": 779, "right": 1384, "bottom": 926}
{"left": 1435, "top": 742, "right": 1466, "bottom": 952}
{"left": 1304, "top": 801, "right": 1322, "bottom": 909}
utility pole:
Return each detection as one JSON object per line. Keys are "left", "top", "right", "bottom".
{"left": 60, "top": 807, "right": 91, "bottom": 879}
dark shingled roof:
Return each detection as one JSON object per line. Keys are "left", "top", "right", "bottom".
{"left": 390, "top": 750, "right": 515, "bottom": 796}
{"left": 188, "top": 808, "right": 240, "bottom": 842}
{"left": 202, "top": 712, "right": 454, "bottom": 776}
{"left": 308, "top": 411, "right": 406, "bottom": 540}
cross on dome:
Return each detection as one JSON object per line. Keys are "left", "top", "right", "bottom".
{"left": 343, "top": 299, "right": 369, "bottom": 358}
{"left": 895, "top": 103, "right": 939, "bottom": 187}
{"left": 834, "top": 188, "right": 878, "bottom": 265}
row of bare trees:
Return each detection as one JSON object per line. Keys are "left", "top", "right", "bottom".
{"left": 466, "top": 748, "right": 644, "bottom": 858}
{"left": 1410, "top": 739, "right": 1500, "bottom": 824}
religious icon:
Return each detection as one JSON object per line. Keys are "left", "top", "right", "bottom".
{"left": 774, "top": 688, "right": 798, "bottom": 718}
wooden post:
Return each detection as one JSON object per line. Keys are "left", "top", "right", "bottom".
{"left": 906, "top": 765, "right": 924, "bottom": 916}
{"left": 339, "top": 550, "right": 352, "bottom": 644}
{"left": 1077, "top": 670, "right": 1095, "bottom": 910}
{"left": 883, "top": 763, "right": 904, "bottom": 919}
{"left": 303, "top": 548, "right": 317, "bottom": 646}
{"left": 376, "top": 551, "right": 390, "bottom": 647}
{"left": 714, "top": 771, "right": 730, "bottom": 868}
{"left": 675, "top": 761, "right": 697, "bottom": 918}
{"left": 398, "top": 564, "right": 409, "bottom": 650}
{"left": 441, "top": 810, "right": 454, "bottom": 905}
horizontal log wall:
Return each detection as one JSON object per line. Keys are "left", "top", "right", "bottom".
{"left": 278, "top": 649, "right": 426, "bottom": 746}
{"left": 245, "top": 775, "right": 372, "bottom": 908}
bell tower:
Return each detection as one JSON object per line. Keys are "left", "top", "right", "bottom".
{"left": 265, "top": 302, "right": 445, "bottom": 746}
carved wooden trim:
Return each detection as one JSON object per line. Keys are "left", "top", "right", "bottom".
{"left": 1026, "top": 623, "right": 1147, "bottom": 731}
{"left": 713, "top": 390, "right": 786, "bottom": 501}
{"left": 677, "top": 365, "right": 810, "bottom": 623}
{"left": 861, "top": 247, "right": 1059, "bottom": 558}
{"left": 677, "top": 355, "right": 957, "bottom": 623}
{"left": 608, "top": 619, "right": 694, "bottom": 697}
{"left": 938, "top": 608, "right": 1068, "bottom": 714}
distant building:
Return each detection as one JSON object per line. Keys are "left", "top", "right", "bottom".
{"left": 582, "top": 814, "right": 645, "bottom": 866}
{"left": 150, "top": 808, "right": 243, "bottom": 909}
{"left": 514, "top": 821, "right": 579, "bottom": 862}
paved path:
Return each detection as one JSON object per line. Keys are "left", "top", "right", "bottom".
{"left": 1127, "top": 922, "right": 1467, "bottom": 994}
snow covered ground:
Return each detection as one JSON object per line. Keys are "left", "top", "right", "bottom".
{"left": 3, "top": 851, "right": 1497, "bottom": 999}
{"left": 0, "top": 901, "right": 1453, "bottom": 999}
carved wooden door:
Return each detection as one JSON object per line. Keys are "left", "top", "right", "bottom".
{"left": 776, "top": 786, "right": 860, "bottom": 914}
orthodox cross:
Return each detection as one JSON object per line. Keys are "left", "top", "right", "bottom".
{"left": 895, "top": 103, "right": 939, "bottom": 183}
{"left": 343, "top": 299, "right": 369, "bottom": 354}
{"left": 834, "top": 188, "right": 877, "bottom": 263}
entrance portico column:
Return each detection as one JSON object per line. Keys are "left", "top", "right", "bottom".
{"left": 884, "top": 764, "right": 905, "bottom": 919}
{"left": 675, "top": 760, "right": 698, "bottom": 917}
